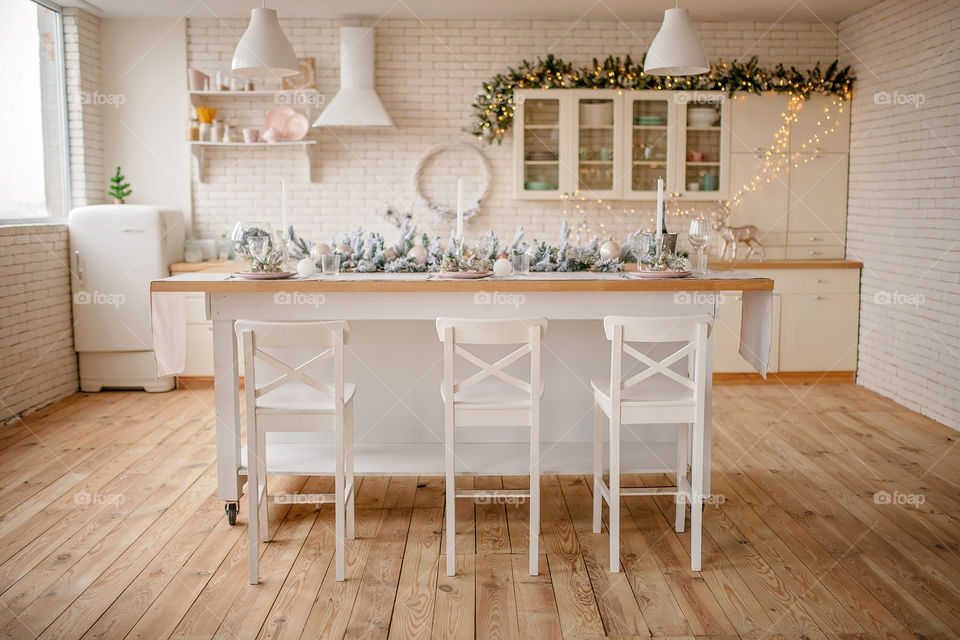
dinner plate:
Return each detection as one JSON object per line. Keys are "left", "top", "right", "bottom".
{"left": 234, "top": 271, "right": 296, "bottom": 280}
{"left": 626, "top": 270, "right": 692, "bottom": 279}
{"left": 434, "top": 271, "right": 494, "bottom": 279}
{"left": 284, "top": 113, "right": 309, "bottom": 140}
{"left": 264, "top": 106, "right": 296, "bottom": 135}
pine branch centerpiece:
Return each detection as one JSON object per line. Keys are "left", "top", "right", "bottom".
{"left": 108, "top": 166, "right": 132, "bottom": 204}
{"left": 471, "top": 55, "right": 855, "bottom": 143}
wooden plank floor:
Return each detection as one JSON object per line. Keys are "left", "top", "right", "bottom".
{"left": 0, "top": 382, "right": 957, "bottom": 639}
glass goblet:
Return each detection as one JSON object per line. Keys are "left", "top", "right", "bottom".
{"left": 688, "top": 217, "right": 712, "bottom": 274}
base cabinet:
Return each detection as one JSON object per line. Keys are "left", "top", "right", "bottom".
{"left": 714, "top": 267, "right": 860, "bottom": 373}
{"left": 779, "top": 293, "right": 859, "bottom": 371}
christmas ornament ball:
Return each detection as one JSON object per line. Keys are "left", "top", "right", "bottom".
{"left": 407, "top": 245, "right": 429, "bottom": 265}
{"left": 297, "top": 258, "right": 316, "bottom": 278}
{"left": 493, "top": 257, "right": 513, "bottom": 277}
{"left": 309, "top": 243, "right": 332, "bottom": 260}
{"left": 599, "top": 241, "right": 622, "bottom": 261}
{"left": 336, "top": 244, "right": 352, "bottom": 257}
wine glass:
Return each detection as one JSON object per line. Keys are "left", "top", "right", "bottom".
{"left": 688, "top": 217, "right": 712, "bottom": 274}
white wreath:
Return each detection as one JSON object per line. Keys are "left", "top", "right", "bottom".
{"left": 413, "top": 142, "right": 491, "bottom": 225}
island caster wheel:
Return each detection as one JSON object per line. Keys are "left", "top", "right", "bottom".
{"left": 225, "top": 502, "right": 238, "bottom": 526}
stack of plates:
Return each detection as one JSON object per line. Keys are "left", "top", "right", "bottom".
{"left": 635, "top": 116, "right": 667, "bottom": 126}
{"left": 524, "top": 182, "right": 557, "bottom": 191}
{"left": 526, "top": 150, "right": 558, "bottom": 161}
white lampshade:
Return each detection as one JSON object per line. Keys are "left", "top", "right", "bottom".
{"left": 644, "top": 7, "right": 709, "bottom": 77}
{"left": 231, "top": 8, "right": 299, "bottom": 77}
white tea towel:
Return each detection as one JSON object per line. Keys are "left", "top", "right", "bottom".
{"left": 739, "top": 289, "right": 773, "bottom": 378}
{"left": 150, "top": 291, "right": 187, "bottom": 376}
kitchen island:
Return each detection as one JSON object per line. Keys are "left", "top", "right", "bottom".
{"left": 151, "top": 271, "right": 773, "bottom": 520}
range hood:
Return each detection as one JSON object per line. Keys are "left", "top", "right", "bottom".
{"left": 313, "top": 27, "right": 393, "bottom": 127}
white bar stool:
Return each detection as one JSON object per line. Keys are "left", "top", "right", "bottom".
{"left": 236, "top": 320, "right": 356, "bottom": 584}
{"left": 591, "top": 315, "right": 712, "bottom": 572}
{"left": 436, "top": 317, "right": 547, "bottom": 577}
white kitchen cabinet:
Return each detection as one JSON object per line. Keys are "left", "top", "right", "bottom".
{"left": 513, "top": 93, "right": 567, "bottom": 199}
{"left": 787, "top": 152, "right": 848, "bottom": 236}
{"left": 713, "top": 267, "right": 860, "bottom": 374}
{"left": 714, "top": 293, "right": 781, "bottom": 372}
{"left": 790, "top": 94, "right": 850, "bottom": 154}
{"left": 729, "top": 93, "right": 792, "bottom": 153}
{"left": 674, "top": 92, "right": 730, "bottom": 200}
{"left": 513, "top": 89, "right": 729, "bottom": 200}
{"left": 622, "top": 93, "right": 675, "bottom": 200}
{"left": 780, "top": 293, "right": 859, "bottom": 371}
{"left": 728, "top": 153, "right": 788, "bottom": 247}
{"left": 182, "top": 292, "right": 244, "bottom": 376}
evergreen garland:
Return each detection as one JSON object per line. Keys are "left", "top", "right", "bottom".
{"left": 471, "top": 55, "right": 855, "bottom": 143}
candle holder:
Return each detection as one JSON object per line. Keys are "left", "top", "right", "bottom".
{"left": 637, "top": 232, "right": 677, "bottom": 267}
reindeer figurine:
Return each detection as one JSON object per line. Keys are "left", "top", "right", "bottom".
{"left": 712, "top": 202, "right": 764, "bottom": 262}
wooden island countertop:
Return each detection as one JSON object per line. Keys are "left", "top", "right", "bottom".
{"left": 152, "top": 271, "right": 774, "bottom": 293}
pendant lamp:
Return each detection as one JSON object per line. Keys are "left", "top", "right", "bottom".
{"left": 643, "top": 4, "right": 709, "bottom": 76}
{"left": 231, "top": 5, "right": 299, "bottom": 77}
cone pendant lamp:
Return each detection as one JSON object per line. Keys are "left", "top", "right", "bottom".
{"left": 231, "top": 5, "right": 299, "bottom": 77}
{"left": 643, "top": 4, "right": 709, "bottom": 76}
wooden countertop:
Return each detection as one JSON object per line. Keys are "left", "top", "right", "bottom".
{"left": 710, "top": 259, "right": 862, "bottom": 270}
{"left": 170, "top": 259, "right": 861, "bottom": 274}
{"left": 152, "top": 271, "right": 774, "bottom": 293}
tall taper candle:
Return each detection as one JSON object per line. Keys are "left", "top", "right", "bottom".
{"left": 455, "top": 177, "right": 464, "bottom": 241}
{"left": 281, "top": 177, "right": 289, "bottom": 264}
{"left": 655, "top": 177, "right": 664, "bottom": 243}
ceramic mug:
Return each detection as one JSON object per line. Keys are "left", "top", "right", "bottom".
{"left": 689, "top": 150, "right": 704, "bottom": 162}
{"left": 261, "top": 126, "right": 282, "bottom": 143}
{"left": 242, "top": 128, "right": 260, "bottom": 144}
{"left": 188, "top": 68, "right": 209, "bottom": 91}
{"left": 687, "top": 182, "right": 701, "bottom": 191}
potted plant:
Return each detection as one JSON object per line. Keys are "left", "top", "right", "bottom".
{"left": 108, "top": 166, "right": 132, "bottom": 204}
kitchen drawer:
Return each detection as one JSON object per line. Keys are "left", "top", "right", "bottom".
{"left": 785, "top": 245, "right": 845, "bottom": 260}
{"left": 787, "top": 231, "right": 845, "bottom": 247}
{"left": 747, "top": 268, "right": 859, "bottom": 294}
{"left": 714, "top": 293, "right": 780, "bottom": 373}
{"left": 779, "top": 293, "right": 859, "bottom": 371}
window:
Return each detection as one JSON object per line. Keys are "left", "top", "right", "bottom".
{"left": 0, "top": 0, "right": 69, "bottom": 219}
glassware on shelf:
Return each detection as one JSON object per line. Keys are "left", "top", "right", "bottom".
{"left": 688, "top": 217, "right": 712, "bottom": 274}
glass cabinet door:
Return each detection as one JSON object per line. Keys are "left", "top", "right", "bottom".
{"left": 624, "top": 95, "right": 672, "bottom": 199}
{"left": 574, "top": 94, "right": 620, "bottom": 197}
{"left": 519, "top": 97, "right": 561, "bottom": 197}
{"left": 679, "top": 95, "right": 727, "bottom": 198}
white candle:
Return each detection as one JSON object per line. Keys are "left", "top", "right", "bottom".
{"left": 455, "top": 177, "right": 464, "bottom": 241}
{"left": 281, "top": 177, "right": 288, "bottom": 262}
{"left": 655, "top": 177, "right": 664, "bottom": 242}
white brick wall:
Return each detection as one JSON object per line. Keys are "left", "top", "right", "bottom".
{"left": 63, "top": 8, "right": 104, "bottom": 207}
{"left": 185, "top": 18, "right": 838, "bottom": 244}
{"left": 0, "top": 224, "right": 78, "bottom": 423}
{"left": 839, "top": 0, "right": 960, "bottom": 430}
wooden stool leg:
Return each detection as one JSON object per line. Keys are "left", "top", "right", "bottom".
{"left": 445, "top": 412, "right": 456, "bottom": 577}
{"left": 675, "top": 423, "right": 689, "bottom": 533}
{"left": 247, "top": 423, "right": 260, "bottom": 585}
{"left": 691, "top": 418, "right": 704, "bottom": 572}
{"left": 609, "top": 414, "right": 621, "bottom": 573}
{"left": 257, "top": 428, "right": 269, "bottom": 543}
{"left": 529, "top": 417, "right": 540, "bottom": 576}
{"left": 345, "top": 401, "right": 355, "bottom": 540}
{"left": 592, "top": 403, "right": 603, "bottom": 534}
{"left": 335, "top": 409, "right": 346, "bottom": 582}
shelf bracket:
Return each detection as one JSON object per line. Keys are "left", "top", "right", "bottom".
{"left": 191, "top": 145, "right": 207, "bottom": 183}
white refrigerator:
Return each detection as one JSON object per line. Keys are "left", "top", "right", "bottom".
{"left": 69, "top": 205, "right": 184, "bottom": 392}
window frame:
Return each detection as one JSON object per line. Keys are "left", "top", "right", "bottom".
{"left": 0, "top": 0, "right": 71, "bottom": 224}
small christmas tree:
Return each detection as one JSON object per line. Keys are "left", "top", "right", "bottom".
{"left": 109, "top": 166, "right": 132, "bottom": 204}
